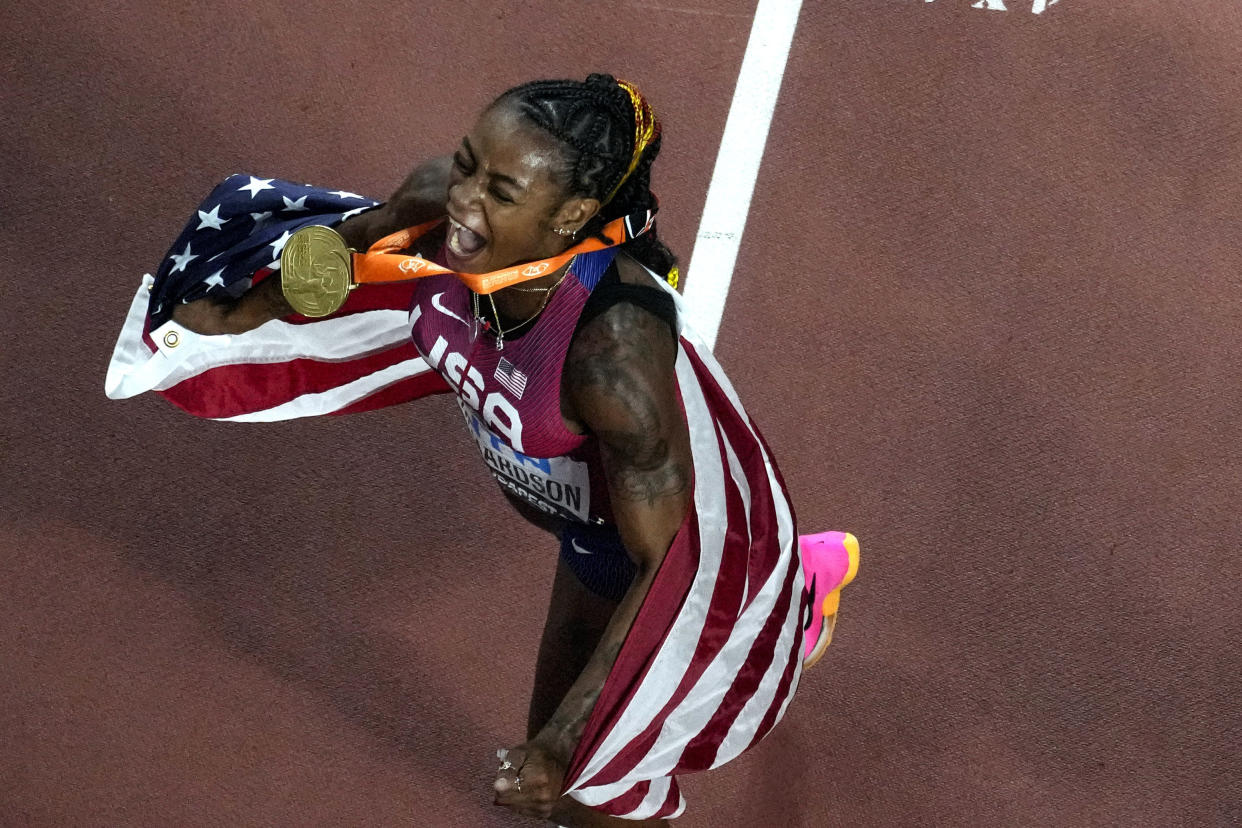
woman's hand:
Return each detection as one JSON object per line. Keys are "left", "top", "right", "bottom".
{"left": 493, "top": 742, "right": 568, "bottom": 820}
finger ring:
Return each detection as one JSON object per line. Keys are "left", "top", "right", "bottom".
{"left": 514, "top": 776, "right": 522, "bottom": 792}
{"left": 499, "top": 760, "right": 515, "bottom": 771}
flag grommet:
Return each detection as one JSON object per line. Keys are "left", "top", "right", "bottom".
{"left": 163, "top": 331, "right": 180, "bottom": 348}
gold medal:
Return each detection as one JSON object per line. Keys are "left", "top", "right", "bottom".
{"left": 280, "top": 225, "right": 354, "bottom": 317}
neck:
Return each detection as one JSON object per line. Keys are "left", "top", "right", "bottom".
{"left": 487, "top": 259, "right": 574, "bottom": 318}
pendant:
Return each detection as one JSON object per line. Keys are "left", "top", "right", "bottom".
{"left": 280, "top": 225, "right": 354, "bottom": 317}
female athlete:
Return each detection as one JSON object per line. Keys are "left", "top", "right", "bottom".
{"left": 140, "top": 74, "right": 855, "bottom": 826}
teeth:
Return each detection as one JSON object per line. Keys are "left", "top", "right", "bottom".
{"left": 445, "top": 220, "right": 464, "bottom": 257}
{"left": 448, "top": 224, "right": 466, "bottom": 257}
{"left": 447, "top": 218, "right": 483, "bottom": 258}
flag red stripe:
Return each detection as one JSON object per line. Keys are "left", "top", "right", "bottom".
{"left": 747, "top": 604, "right": 805, "bottom": 753}
{"left": 329, "top": 370, "right": 450, "bottom": 415}
{"left": 659, "top": 777, "right": 683, "bottom": 817}
{"left": 677, "top": 556, "right": 800, "bottom": 769}
{"left": 158, "top": 341, "right": 421, "bottom": 419}
{"left": 748, "top": 412, "right": 798, "bottom": 529}
{"left": 597, "top": 779, "right": 652, "bottom": 817}
{"left": 561, "top": 510, "right": 700, "bottom": 790}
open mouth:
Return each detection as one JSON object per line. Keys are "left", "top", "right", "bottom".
{"left": 446, "top": 216, "right": 487, "bottom": 263}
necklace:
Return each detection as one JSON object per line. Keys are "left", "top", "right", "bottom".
{"left": 506, "top": 282, "right": 560, "bottom": 293}
{"left": 472, "top": 267, "right": 571, "bottom": 351}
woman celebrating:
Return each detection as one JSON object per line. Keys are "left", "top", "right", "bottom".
{"left": 106, "top": 74, "right": 856, "bottom": 826}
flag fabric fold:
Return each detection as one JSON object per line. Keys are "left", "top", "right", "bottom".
{"left": 559, "top": 282, "right": 803, "bottom": 818}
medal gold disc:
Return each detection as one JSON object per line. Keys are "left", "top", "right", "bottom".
{"left": 280, "top": 225, "right": 353, "bottom": 317}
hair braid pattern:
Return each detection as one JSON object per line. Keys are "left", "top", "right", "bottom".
{"left": 494, "top": 74, "right": 679, "bottom": 286}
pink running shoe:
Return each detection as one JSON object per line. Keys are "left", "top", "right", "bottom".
{"left": 800, "top": 531, "right": 860, "bottom": 670}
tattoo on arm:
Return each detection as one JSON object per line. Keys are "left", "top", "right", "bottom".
{"left": 598, "top": 429, "right": 689, "bottom": 506}
{"left": 565, "top": 303, "right": 690, "bottom": 507}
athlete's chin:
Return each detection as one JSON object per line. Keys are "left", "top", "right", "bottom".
{"left": 443, "top": 246, "right": 487, "bottom": 273}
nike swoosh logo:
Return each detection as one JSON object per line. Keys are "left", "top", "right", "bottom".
{"left": 431, "top": 292, "right": 471, "bottom": 328}
{"left": 803, "top": 574, "right": 817, "bottom": 631}
{"left": 570, "top": 537, "right": 594, "bottom": 556}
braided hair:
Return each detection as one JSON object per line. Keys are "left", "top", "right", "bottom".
{"left": 493, "top": 73, "right": 679, "bottom": 286}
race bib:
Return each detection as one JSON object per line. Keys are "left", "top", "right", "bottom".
{"left": 460, "top": 401, "right": 591, "bottom": 522}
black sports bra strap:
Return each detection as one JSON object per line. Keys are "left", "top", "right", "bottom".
{"left": 575, "top": 261, "right": 678, "bottom": 340}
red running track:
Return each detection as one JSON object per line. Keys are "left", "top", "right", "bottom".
{"left": 3, "top": 1, "right": 1240, "bottom": 825}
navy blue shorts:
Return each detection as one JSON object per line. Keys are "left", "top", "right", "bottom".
{"left": 559, "top": 522, "right": 637, "bottom": 603}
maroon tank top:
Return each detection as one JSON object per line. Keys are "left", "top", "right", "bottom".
{"left": 408, "top": 248, "right": 619, "bottom": 525}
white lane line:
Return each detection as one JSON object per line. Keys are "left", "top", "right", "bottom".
{"left": 682, "top": 0, "right": 803, "bottom": 350}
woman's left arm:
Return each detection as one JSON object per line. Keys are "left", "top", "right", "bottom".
{"left": 492, "top": 301, "right": 691, "bottom": 820}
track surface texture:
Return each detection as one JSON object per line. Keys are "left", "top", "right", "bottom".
{"left": 3, "top": 1, "right": 1240, "bottom": 826}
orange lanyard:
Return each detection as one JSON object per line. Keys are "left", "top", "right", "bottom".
{"left": 354, "top": 209, "right": 655, "bottom": 295}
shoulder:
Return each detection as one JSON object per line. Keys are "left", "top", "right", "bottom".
{"left": 576, "top": 252, "right": 678, "bottom": 338}
{"left": 563, "top": 287, "right": 679, "bottom": 431}
{"left": 566, "top": 299, "right": 674, "bottom": 385}
{"left": 568, "top": 253, "right": 678, "bottom": 384}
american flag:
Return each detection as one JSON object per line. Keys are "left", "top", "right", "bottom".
{"left": 493, "top": 357, "right": 529, "bottom": 399}
{"left": 106, "top": 176, "right": 449, "bottom": 419}
{"left": 105, "top": 179, "right": 807, "bottom": 820}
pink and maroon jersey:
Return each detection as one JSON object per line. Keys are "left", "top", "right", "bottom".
{"left": 407, "top": 248, "right": 620, "bottom": 526}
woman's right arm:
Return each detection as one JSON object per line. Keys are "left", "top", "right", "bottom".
{"left": 172, "top": 156, "right": 452, "bottom": 334}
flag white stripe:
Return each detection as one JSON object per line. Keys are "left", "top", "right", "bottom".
{"left": 713, "top": 561, "right": 802, "bottom": 766}
{"left": 625, "top": 776, "right": 674, "bottom": 820}
{"left": 105, "top": 276, "right": 413, "bottom": 400}
{"left": 695, "top": 341, "right": 802, "bottom": 769}
{"left": 218, "top": 357, "right": 433, "bottom": 422}
{"left": 105, "top": 275, "right": 165, "bottom": 398}
{"left": 567, "top": 779, "right": 637, "bottom": 807}
{"left": 640, "top": 509, "right": 792, "bottom": 773}
{"left": 573, "top": 334, "right": 800, "bottom": 789}
{"left": 570, "top": 776, "right": 687, "bottom": 820}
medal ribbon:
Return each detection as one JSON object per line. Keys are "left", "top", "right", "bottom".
{"left": 352, "top": 208, "right": 655, "bottom": 295}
